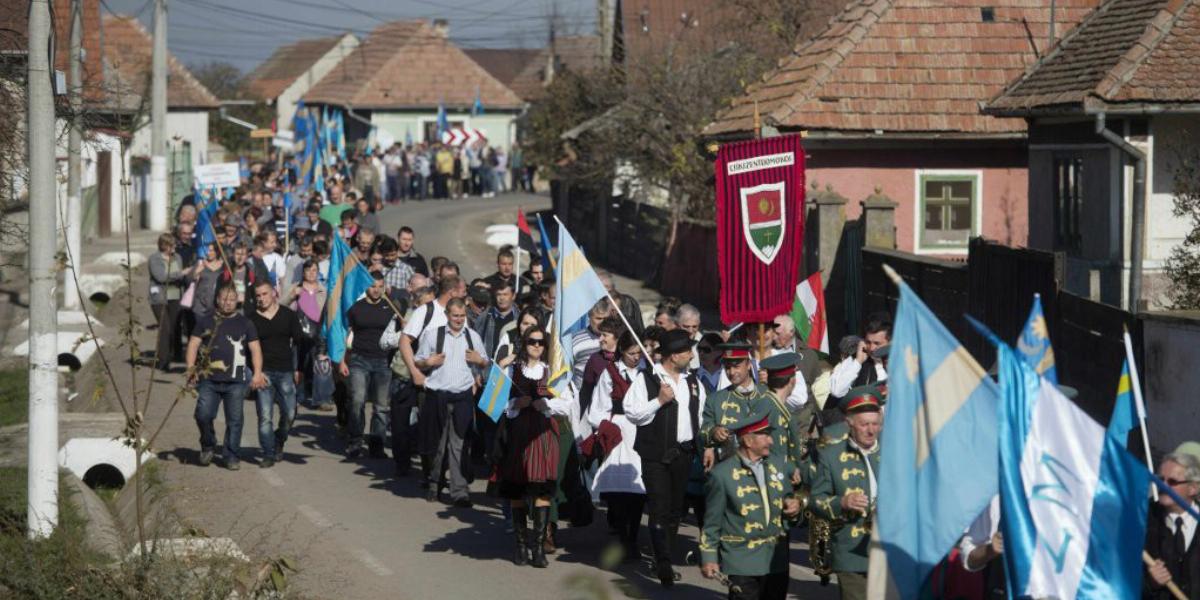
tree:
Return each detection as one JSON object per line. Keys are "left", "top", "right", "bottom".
{"left": 189, "top": 61, "right": 274, "bottom": 157}
{"left": 1164, "top": 136, "right": 1200, "bottom": 308}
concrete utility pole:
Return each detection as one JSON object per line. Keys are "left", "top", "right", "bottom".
{"left": 27, "top": 0, "right": 61, "bottom": 538}
{"left": 64, "top": 0, "right": 83, "bottom": 309}
{"left": 149, "top": 0, "right": 168, "bottom": 231}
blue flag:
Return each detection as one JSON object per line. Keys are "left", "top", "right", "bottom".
{"left": 335, "top": 109, "right": 347, "bottom": 161}
{"left": 472, "top": 86, "right": 484, "bottom": 116}
{"left": 869, "top": 280, "right": 1000, "bottom": 599}
{"left": 322, "top": 236, "right": 374, "bottom": 363}
{"left": 1108, "top": 360, "right": 1138, "bottom": 444}
{"left": 977, "top": 319, "right": 1151, "bottom": 600}
{"left": 193, "top": 197, "right": 219, "bottom": 259}
{"left": 1017, "top": 294, "right": 1057, "bottom": 383}
{"left": 436, "top": 101, "right": 449, "bottom": 138}
{"left": 477, "top": 365, "right": 512, "bottom": 423}
{"left": 552, "top": 220, "right": 609, "bottom": 388}
{"left": 535, "top": 213, "right": 555, "bottom": 272}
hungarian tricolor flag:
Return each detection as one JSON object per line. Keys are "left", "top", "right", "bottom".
{"left": 517, "top": 208, "right": 537, "bottom": 256}
{"left": 790, "top": 272, "right": 829, "bottom": 354}
{"left": 715, "top": 135, "right": 806, "bottom": 323}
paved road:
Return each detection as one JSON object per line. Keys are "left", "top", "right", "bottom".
{"left": 146, "top": 193, "right": 838, "bottom": 600}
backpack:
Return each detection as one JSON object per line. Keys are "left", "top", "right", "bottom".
{"left": 391, "top": 301, "right": 438, "bottom": 379}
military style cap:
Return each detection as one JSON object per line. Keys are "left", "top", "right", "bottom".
{"left": 761, "top": 352, "right": 799, "bottom": 378}
{"left": 659, "top": 329, "right": 694, "bottom": 355}
{"left": 843, "top": 386, "right": 882, "bottom": 414}
{"left": 729, "top": 406, "right": 775, "bottom": 436}
{"left": 719, "top": 341, "right": 753, "bottom": 362}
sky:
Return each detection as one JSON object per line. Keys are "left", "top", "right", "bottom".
{"left": 102, "top": 0, "right": 598, "bottom": 73}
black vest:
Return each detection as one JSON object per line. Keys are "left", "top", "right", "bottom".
{"left": 633, "top": 369, "right": 701, "bottom": 463}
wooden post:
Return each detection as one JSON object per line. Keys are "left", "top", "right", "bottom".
{"left": 1143, "top": 551, "right": 1188, "bottom": 600}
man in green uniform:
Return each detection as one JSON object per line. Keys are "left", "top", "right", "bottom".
{"left": 759, "top": 352, "right": 807, "bottom": 484}
{"left": 809, "top": 386, "right": 883, "bottom": 600}
{"left": 700, "top": 408, "right": 802, "bottom": 600}
{"left": 701, "top": 342, "right": 773, "bottom": 469}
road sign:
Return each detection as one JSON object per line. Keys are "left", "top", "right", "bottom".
{"left": 440, "top": 127, "right": 487, "bottom": 147}
{"left": 194, "top": 162, "right": 242, "bottom": 189}
{"left": 250, "top": 128, "right": 274, "bottom": 139}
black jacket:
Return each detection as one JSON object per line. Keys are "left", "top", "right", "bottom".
{"left": 1145, "top": 504, "right": 1200, "bottom": 599}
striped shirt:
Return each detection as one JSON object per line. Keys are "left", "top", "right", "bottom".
{"left": 384, "top": 261, "right": 414, "bottom": 292}
{"left": 570, "top": 327, "right": 602, "bottom": 388}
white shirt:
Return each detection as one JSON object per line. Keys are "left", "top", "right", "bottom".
{"left": 959, "top": 496, "right": 1001, "bottom": 572}
{"left": 504, "top": 362, "right": 572, "bottom": 418}
{"left": 830, "top": 356, "right": 888, "bottom": 398}
{"left": 402, "top": 299, "right": 447, "bottom": 341}
{"left": 263, "top": 252, "right": 287, "bottom": 289}
{"left": 414, "top": 324, "right": 485, "bottom": 393}
{"left": 589, "top": 361, "right": 640, "bottom": 426}
{"left": 1167, "top": 504, "right": 1199, "bottom": 550}
{"left": 848, "top": 437, "right": 879, "bottom": 501}
{"left": 623, "top": 366, "right": 706, "bottom": 444}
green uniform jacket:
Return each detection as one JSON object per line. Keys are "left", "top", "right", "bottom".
{"left": 700, "top": 455, "right": 795, "bottom": 576}
{"left": 809, "top": 437, "right": 881, "bottom": 574}
{"left": 760, "top": 390, "right": 805, "bottom": 477}
{"left": 701, "top": 384, "right": 772, "bottom": 458}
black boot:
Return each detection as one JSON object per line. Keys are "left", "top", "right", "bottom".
{"left": 649, "top": 524, "right": 674, "bottom": 587}
{"left": 531, "top": 506, "right": 550, "bottom": 568}
{"left": 623, "top": 515, "right": 642, "bottom": 562}
{"left": 512, "top": 506, "right": 530, "bottom": 566}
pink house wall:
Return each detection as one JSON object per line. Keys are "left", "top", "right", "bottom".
{"left": 805, "top": 146, "right": 1029, "bottom": 254}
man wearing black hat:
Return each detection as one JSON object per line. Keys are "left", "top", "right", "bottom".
{"left": 700, "top": 407, "right": 802, "bottom": 600}
{"left": 625, "top": 328, "right": 707, "bottom": 587}
{"left": 810, "top": 386, "right": 883, "bottom": 600}
{"left": 701, "top": 341, "right": 774, "bottom": 467}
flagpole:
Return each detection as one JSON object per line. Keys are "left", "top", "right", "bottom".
{"left": 1124, "top": 325, "right": 1157, "bottom": 500}
{"left": 514, "top": 208, "right": 521, "bottom": 293}
{"left": 1142, "top": 551, "right": 1188, "bottom": 600}
{"left": 342, "top": 241, "right": 404, "bottom": 320}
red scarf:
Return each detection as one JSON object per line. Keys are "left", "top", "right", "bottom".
{"left": 606, "top": 362, "right": 633, "bottom": 400}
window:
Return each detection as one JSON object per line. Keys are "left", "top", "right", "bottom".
{"left": 1053, "top": 157, "right": 1083, "bottom": 252}
{"left": 422, "top": 119, "right": 464, "bottom": 144}
{"left": 918, "top": 173, "right": 979, "bottom": 250}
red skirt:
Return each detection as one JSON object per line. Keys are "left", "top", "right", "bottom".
{"left": 500, "top": 407, "right": 560, "bottom": 485}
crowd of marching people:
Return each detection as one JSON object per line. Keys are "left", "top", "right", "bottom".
{"left": 147, "top": 150, "right": 1200, "bottom": 600}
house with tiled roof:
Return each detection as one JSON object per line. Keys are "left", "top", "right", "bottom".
{"left": 501, "top": 36, "right": 605, "bottom": 102}
{"left": 464, "top": 48, "right": 542, "bottom": 98}
{"left": 707, "top": 0, "right": 1100, "bottom": 256}
{"left": 987, "top": 0, "right": 1200, "bottom": 310}
{"left": 303, "top": 20, "right": 525, "bottom": 149}
{"left": 246, "top": 33, "right": 359, "bottom": 131}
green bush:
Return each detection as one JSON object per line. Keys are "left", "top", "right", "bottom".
{"left": 0, "top": 369, "right": 27, "bottom": 428}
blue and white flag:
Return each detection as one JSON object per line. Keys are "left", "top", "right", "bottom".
{"left": 472, "top": 86, "right": 484, "bottom": 116}
{"left": 983, "top": 321, "right": 1151, "bottom": 600}
{"left": 1017, "top": 293, "right": 1057, "bottom": 384}
{"left": 477, "top": 365, "right": 512, "bottom": 423}
{"left": 436, "top": 101, "right": 449, "bottom": 137}
{"left": 867, "top": 278, "right": 1000, "bottom": 599}
{"left": 322, "top": 236, "right": 374, "bottom": 363}
{"left": 551, "top": 221, "right": 608, "bottom": 389}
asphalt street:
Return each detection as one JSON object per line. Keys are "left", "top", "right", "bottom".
{"left": 147, "top": 192, "right": 839, "bottom": 600}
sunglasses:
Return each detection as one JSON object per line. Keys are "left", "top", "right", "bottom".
{"left": 526, "top": 338, "right": 546, "bottom": 347}
{"left": 1164, "top": 477, "right": 1194, "bottom": 487}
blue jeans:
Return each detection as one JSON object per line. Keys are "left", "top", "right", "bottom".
{"left": 348, "top": 354, "right": 391, "bottom": 447}
{"left": 195, "top": 379, "right": 249, "bottom": 462}
{"left": 256, "top": 371, "right": 297, "bottom": 457}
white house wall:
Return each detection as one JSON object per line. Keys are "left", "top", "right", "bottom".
{"left": 276, "top": 34, "right": 360, "bottom": 128}
{"left": 370, "top": 111, "right": 518, "bottom": 150}
{"left": 1147, "top": 115, "right": 1199, "bottom": 264}
{"left": 130, "top": 110, "right": 210, "bottom": 168}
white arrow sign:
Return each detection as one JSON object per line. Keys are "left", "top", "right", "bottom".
{"left": 439, "top": 127, "right": 487, "bottom": 147}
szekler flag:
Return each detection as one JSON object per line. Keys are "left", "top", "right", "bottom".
{"left": 477, "top": 364, "right": 512, "bottom": 423}
{"left": 866, "top": 278, "right": 1000, "bottom": 600}
{"left": 551, "top": 220, "right": 608, "bottom": 390}
{"left": 790, "top": 272, "right": 829, "bottom": 353}
{"left": 322, "top": 236, "right": 375, "bottom": 363}
{"left": 979, "top": 319, "right": 1151, "bottom": 600}
{"left": 1017, "top": 293, "right": 1057, "bottom": 384}
{"left": 714, "top": 134, "right": 806, "bottom": 323}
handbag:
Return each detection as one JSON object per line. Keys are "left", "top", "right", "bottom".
{"left": 579, "top": 415, "right": 623, "bottom": 466}
{"left": 179, "top": 281, "right": 196, "bottom": 309}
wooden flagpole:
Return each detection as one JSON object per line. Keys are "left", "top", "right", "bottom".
{"left": 1143, "top": 551, "right": 1188, "bottom": 600}
{"left": 752, "top": 99, "right": 768, "bottom": 362}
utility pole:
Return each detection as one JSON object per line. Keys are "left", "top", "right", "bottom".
{"left": 545, "top": 3, "right": 558, "bottom": 86}
{"left": 149, "top": 0, "right": 168, "bottom": 231}
{"left": 65, "top": 0, "right": 83, "bottom": 309}
{"left": 27, "top": 0, "right": 61, "bottom": 538}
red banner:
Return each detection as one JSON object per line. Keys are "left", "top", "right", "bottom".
{"left": 715, "top": 135, "right": 806, "bottom": 324}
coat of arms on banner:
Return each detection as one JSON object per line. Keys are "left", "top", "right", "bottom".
{"left": 739, "top": 182, "right": 786, "bottom": 265}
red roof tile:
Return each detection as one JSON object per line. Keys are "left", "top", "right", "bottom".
{"left": 464, "top": 48, "right": 542, "bottom": 88}
{"left": 303, "top": 20, "right": 524, "bottom": 111}
{"left": 100, "top": 14, "right": 219, "bottom": 110}
{"left": 245, "top": 34, "right": 353, "bottom": 101}
{"left": 989, "top": 0, "right": 1200, "bottom": 110}
{"left": 706, "top": 0, "right": 1101, "bottom": 137}
{"left": 505, "top": 36, "right": 604, "bottom": 101}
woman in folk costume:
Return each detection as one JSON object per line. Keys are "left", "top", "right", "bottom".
{"left": 500, "top": 326, "right": 572, "bottom": 568}
{"left": 587, "top": 331, "right": 648, "bottom": 562}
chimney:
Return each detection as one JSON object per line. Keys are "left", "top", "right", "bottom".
{"left": 432, "top": 19, "right": 449, "bottom": 38}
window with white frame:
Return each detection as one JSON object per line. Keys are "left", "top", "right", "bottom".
{"left": 918, "top": 172, "right": 979, "bottom": 250}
